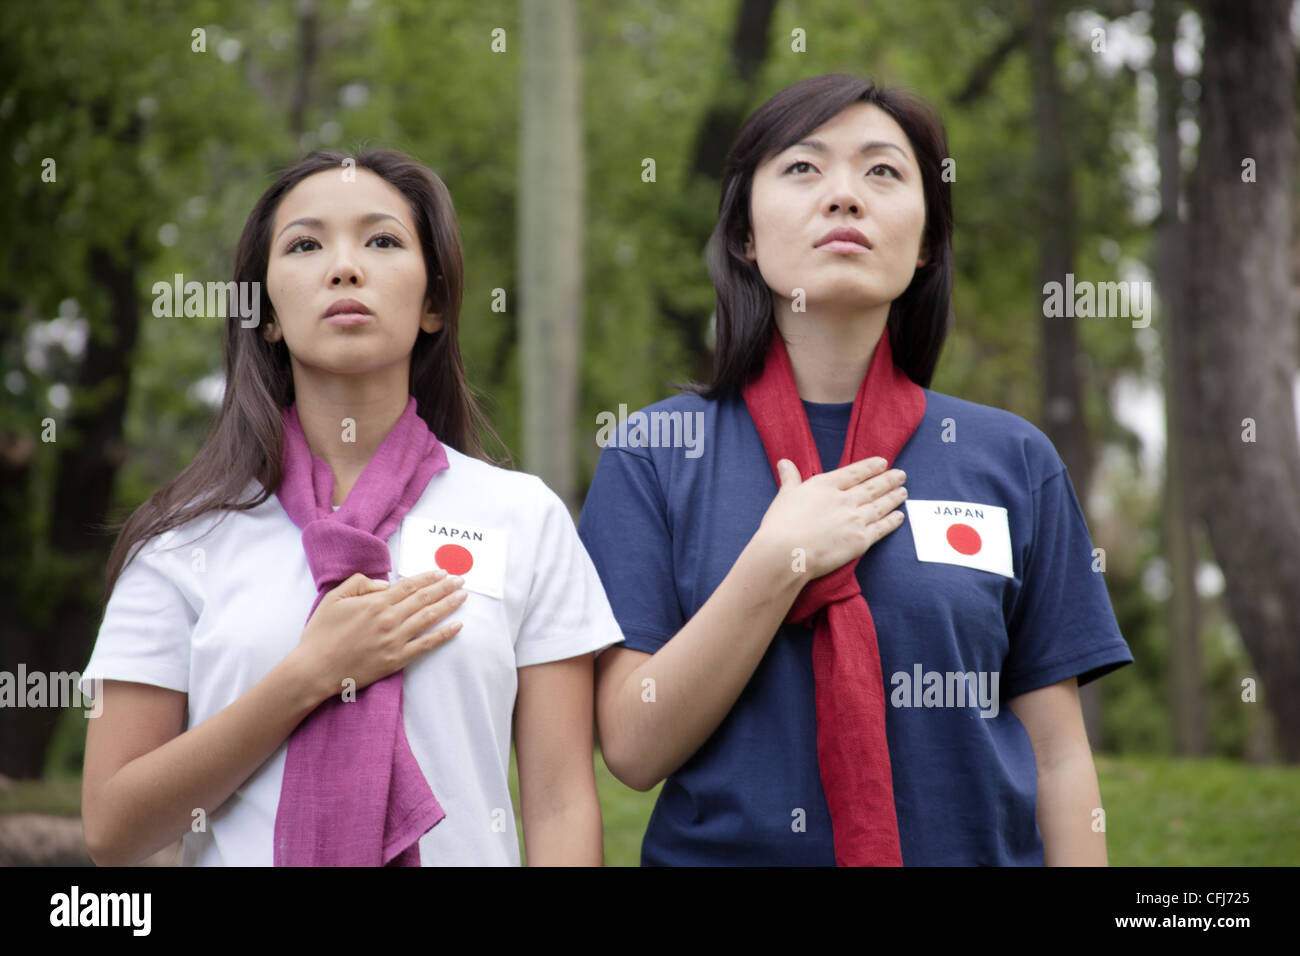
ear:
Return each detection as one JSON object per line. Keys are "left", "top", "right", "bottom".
{"left": 421, "top": 279, "right": 446, "bottom": 335}
{"left": 263, "top": 313, "right": 282, "bottom": 343}
{"left": 743, "top": 231, "right": 757, "bottom": 262}
{"left": 423, "top": 297, "right": 449, "bottom": 335}
{"left": 421, "top": 307, "right": 445, "bottom": 335}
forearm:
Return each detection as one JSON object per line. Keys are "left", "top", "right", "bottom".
{"left": 601, "top": 530, "right": 803, "bottom": 791}
{"left": 87, "top": 652, "right": 328, "bottom": 866}
{"left": 521, "top": 791, "right": 603, "bottom": 865}
{"left": 1036, "top": 749, "right": 1109, "bottom": 865}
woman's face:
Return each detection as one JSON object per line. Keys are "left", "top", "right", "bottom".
{"left": 744, "top": 101, "right": 928, "bottom": 315}
{"left": 263, "top": 167, "right": 442, "bottom": 377}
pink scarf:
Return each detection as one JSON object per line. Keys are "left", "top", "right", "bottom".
{"left": 742, "top": 329, "right": 925, "bottom": 865}
{"left": 272, "top": 395, "right": 449, "bottom": 866}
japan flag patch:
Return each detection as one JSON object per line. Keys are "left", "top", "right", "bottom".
{"left": 396, "top": 516, "right": 508, "bottom": 598}
{"left": 903, "top": 499, "right": 1014, "bottom": 578}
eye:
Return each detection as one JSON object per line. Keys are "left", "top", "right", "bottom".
{"left": 284, "top": 232, "right": 403, "bottom": 254}
{"left": 783, "top": 160, "right": 816, "bottom": 175}
{"left": 869, "top": 163, "right": 901, "bottom": 179}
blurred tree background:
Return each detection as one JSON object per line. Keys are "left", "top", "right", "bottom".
{"left": 1, "top": 0, "right": 1298, "bottom": 863}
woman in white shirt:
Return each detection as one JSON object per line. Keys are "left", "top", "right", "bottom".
{"left": 81, "top": 148, "right": 623, "bottom": 866}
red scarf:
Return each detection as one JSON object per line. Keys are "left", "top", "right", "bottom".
{"left": 741, "top": 327, "right": 925, "bottom": 866}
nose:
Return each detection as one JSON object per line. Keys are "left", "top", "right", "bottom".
{"left": 825, "top": 192, "right": 863, "bottom": 216}
{"left": 327, "top": 250, "right": 363, "bottom": 286}
{"left": 824, "top": 170, "right": 865, "bottom": 217}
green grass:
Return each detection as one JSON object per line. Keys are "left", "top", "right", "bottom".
{"left": 9, "top": 754, "right": 1297, "bottom": 865}
{"left": 1093, "top": 754, "right": 1300, "bottom": 865}
{"left": 0, "top": 774, "right": 83, "bottom": 816}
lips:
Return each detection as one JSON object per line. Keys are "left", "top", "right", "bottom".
{"left": 322, "top": 299, "right": 373, "bottom": 319}
{"left": 815, "top": 227, "right": 872, "bottom": 249}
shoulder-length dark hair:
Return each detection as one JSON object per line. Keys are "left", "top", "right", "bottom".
{"left": 692, "top": 73, "right": 954, "bottom": 397}
{"left": 103, "top": 147, "right": 508, "bottom": 597}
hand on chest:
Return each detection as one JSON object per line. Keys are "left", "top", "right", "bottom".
{"left": 685, "top": 490, "right": 1017, "bottom": 628}
{"left": 396, "top": 517, "right": 509, "bottom": 598}
{"left": 392, "top": 516, "right": 517, "bottom": 674}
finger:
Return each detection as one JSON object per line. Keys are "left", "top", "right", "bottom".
{"left": 858, "top": 484, "right": 909, "bottom": 521}
{"left": 402, "top": 620, "right": 463, "bottom": 665}
{"left": 394, "top": 587, "right": 469, "bottom": 645}
{"left": 776, "top": 459, "right": 802, "bottom": 488}
{"left": 392, "top": 574, "right": 463, "bottom": 619}
{"left": 849, "top": 471, "right": 908, "bottom": 508}
{"left": 830, "top": 456, "right": 888, "bottom": 490}
{"left": 334, "top": 572, "right": 389, "bottom": 599}
{"left": 865, "top": 508, "right": 907, "bottom": 545}
{"left": 384, "top": 568, "right": 449, "bottom": 605}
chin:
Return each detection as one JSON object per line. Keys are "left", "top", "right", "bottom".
{"left": 305, "top": 347, "right": 391, "bottom": 371}
{"left": 800, "top": 284, "right": 892, "bottom": 312}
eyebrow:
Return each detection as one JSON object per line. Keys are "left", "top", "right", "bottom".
{"left": 275, "top": 211, "right": 410, "bottom": 242}
{"left": 789, "top": 138, "right": 910, "bottom": 161}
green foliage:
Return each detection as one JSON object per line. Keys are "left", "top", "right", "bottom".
{"left": 0, "top": 0, "right": 1272, "bottom": 783}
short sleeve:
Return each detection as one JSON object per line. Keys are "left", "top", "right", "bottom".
{"left": 1003, "top": 467, "right": 1133, "bottom": 698}
{"left": 577, "top": 446, "right": 684, "bottom": 655}
{"left": 513, "top": 480, "right": 625, "bottom": 668}
{"left": 80, "top": 535, "right": 197, "bottom": 697}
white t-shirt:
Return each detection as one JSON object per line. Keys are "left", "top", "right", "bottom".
{"left": 81, "top": 445, "right": 624, "bottom": 866}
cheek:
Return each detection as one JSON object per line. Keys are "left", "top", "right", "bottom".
{"left": 892, "top": 195, "right": 927, "bottom": 252}
{"left": 750, "top": 206, "right": 797, "bottom": 272}
{"left": 374, "top": 255, "right": 425, "bottom": 302}
{"left": 265, "top": 265, "right": 316, "bottom": 332}
{"left": 264, "top": 267, "right": 288, "bottom": 312}
{"left": 747, "top": 180, "right": 783, "bottom": 252}
{"left": 267, "top": 260, "right": 304, "bottom": 299}
{"left": 873, "top": 219, "right": 919, "bottom": 268}
{"left": 400, "top": 260, "right": 429, "bottom": 299}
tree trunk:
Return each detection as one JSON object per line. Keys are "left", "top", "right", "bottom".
{"left": 0, "top": 428, "right": 40, "bottom": 775}
{"left": 1028, "top": 0, "right": 1100, "bottom": 743}
{"left": 0, "top": 239, "right": 140, "bottom": 778}
{"left": 658, "top": 0, "right": 779, "bottom": 386}
{"left": 1183, "top": 0, "right": 1300, "bottom": 761}
{"left": 520, "top": 0, "right": 583, "bottom": 510}
{"left": 288, "top": 0, "right": 319, "bottom": 139}
{"left": 1153, "top": 1, "right": 1208, "bottom": 757}
{"left": 689, "top": 0, "right": 779, "bottom": 181}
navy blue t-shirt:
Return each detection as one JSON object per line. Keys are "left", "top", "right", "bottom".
{"left": 577, "top": 388, "right": 1133, "bottom": 866}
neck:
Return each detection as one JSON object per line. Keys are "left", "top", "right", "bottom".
{"left": 772, "top": 297, "right": 889, "bottom": 403}
{"left": 288, "top": 359, "right": 412, "bottom": 507}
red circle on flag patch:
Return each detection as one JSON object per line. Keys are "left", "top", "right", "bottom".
{"left": 946, "top": 523, "right": 982, "bottom": 555}
{"left": 435, "top": 544, "right": 474, "bottom": 576}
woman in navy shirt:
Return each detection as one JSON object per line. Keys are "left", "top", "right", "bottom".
{"left": 579, "top": 74, "right": 1132, "bottom": 865}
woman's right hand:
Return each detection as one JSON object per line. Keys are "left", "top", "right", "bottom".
{"left": 755, "top": 456, "right": 909, "bottom": 580}
{"left": 292, "top": 569, "right": 467, "bottom": 702}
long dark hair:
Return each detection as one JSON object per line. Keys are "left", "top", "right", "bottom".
{"left": 103, "top": 148, "right": 508, "bottom": 597}
{"left": 692, "top": 73, "right": 954, "bottom": 397}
